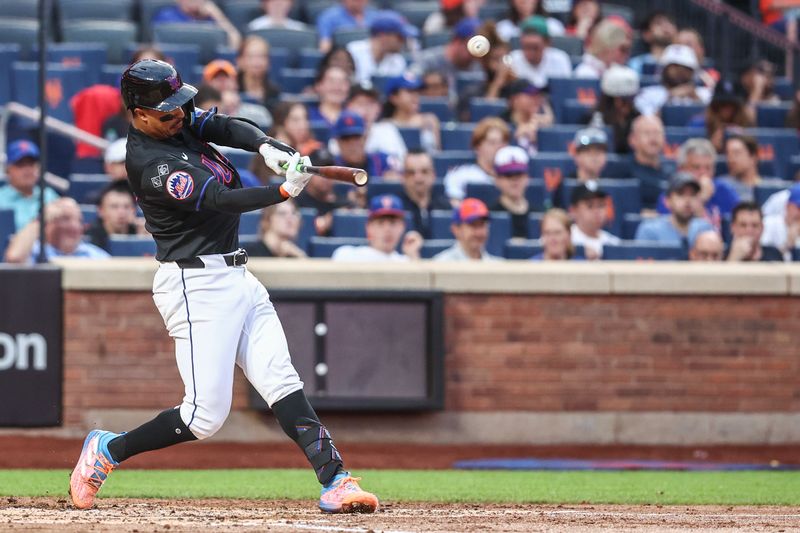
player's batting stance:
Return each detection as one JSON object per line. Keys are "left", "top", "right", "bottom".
{"left": 68, "top": 59, "right": 378, "bottom": 514}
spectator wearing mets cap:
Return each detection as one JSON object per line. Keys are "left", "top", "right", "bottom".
{"left": 433, "top": 198, "right": 502, "bottom": 261}
{"left": 509, "top": 16, "right": 573, "bottom": 89}
{"left": 333, "top": 111, "right": 401, "bottom": 181}
{"left": 347, "top": 11, "right": 416, "bottom": 85}
{"left": 331, "top": 194, "right": 422, "bottom": 261}
{"left": 0, "top": 140, "right": 59, "bottom": 231}
{"left": 489, "top": 146, "right": 537, "bottom": 239}
{"left": 410, "top": 17, "right": 484, "bottom": 98}
{"left": 634, "top": 44, "right": 712, "bottom": 116}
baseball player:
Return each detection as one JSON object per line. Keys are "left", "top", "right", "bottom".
{"left": 68, "top": 59, "right": 378, "bottom": 514}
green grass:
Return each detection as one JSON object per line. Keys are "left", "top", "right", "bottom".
{"left": 3, "top": 469, "right": 800, "bottom": 505}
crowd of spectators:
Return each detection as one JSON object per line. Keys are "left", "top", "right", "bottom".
{"left": 3, "top": 0, "right": 800, "bottom": 263}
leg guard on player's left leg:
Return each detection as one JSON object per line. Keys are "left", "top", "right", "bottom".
{"left": 271, "top": 390, "right": 343, "bottom": 485}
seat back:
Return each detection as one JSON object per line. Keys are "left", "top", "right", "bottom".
{"left": 602, "top": 242, "right": 685, "bottom": 261}
{"left": 61, "top": 20, "right": 137, "bottom": 64}
{"left": 59, "top": 0, "right": 135, "bottom": 22}
{"left": 108, "top": 236, "right": 158, "bottom": 257}
{"left": 154, "top": 22, "right": 228, "bottom": 64}
{"left": 12, "top": 62, "right": 88, "bottom": 123}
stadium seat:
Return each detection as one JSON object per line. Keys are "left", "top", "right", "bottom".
{"left": 239, "top": 210, "right": 262, "bottom": 235}
{"left": 99, "top": 64, "right": 125, "bottom": 87}
{"left": 756, "top": 103, "right": 793, "bottom": 128}
{"left": 0, "top": 0, "right": 38, "bottom": 18}
{"left": 396, "top": 2, "right": 438, "bottom": 29}
{"left": 298, "top": 49, "right": 324, "bottom": 70}
{"left": 332, "top": 211, "right": 369, "bottom": 238}
{"left": 440, "top": 124, "right": 475, "bottom": 151}
{"left": 268, "top": 48, "right": 291, "bottom": 80}
{"left": 308, "top": 236, "right": 367, "bottom": 258}
{"left": 0, "top": 45, "right": 21, "bottom": 105}
{"left": 548, "top": 78, "right": 600, "bottom": 121}
{"left": 601, "top": 3, "right": 635, "bottom": 23}
{"left": 465, "top": 183, "right": 499, "bottom": 206}
{"left": 397, "top": 126, "right": 422, "bottom": 150}
{"left": 310, "top": 121, "right": 331, "bottom": 144}
{"left": 423, "top": 31, "right": 452, "bottom": 48}
{"left": 139, "top": 0, "right": 175, "bottom": 40}
{"left": 773, "top": 76, "right": 793, "bottom": 100}
{"left": 0, "top": 19, "right": 38, "bottom": 59}
{"left": 433, "top": 150, "right": 475, "bottom": 177}
{"left": 550, "top": 35, "right": 583, "bottom": 57}
{"left": 248, "top": 28, "right": 318, "bottom": 61}
{"left": 79, "top": 204, "right": 98, "bottom": 225}
{"left": 154, "top": 23, "right": 228, "bottom": 64}
{"left": 304, "top": 0, "right": 335, "bottom": 20}
{"left": 280, "top": 68, "right": 316, "bottom": 94}
{"left": 0, "top": 209, "right": 15, "bottom": 258}
{"left": 470, "top": 98, "right": 506, "bottom": 121}
{"left": 297, "top": 208, "right": 317, "bottom": 253}
{"left": 786, "top": 154, "right": 800, "bottom": 181}
{"left": 714, "top": 158, "right": 776, "bottom": 178}
{"left": 67, "top": 174, "right": 111, "bottom": 204}
{"left": 419, "top": 97, "right": 454, "bottom": 122}
{"left": 221, "top": 0, "right": 262, "bottom": 33}
{"left": 333, "top": 28, "right": 369, "bottom": 46}
{"left": 622, "top": 213, "right": 643, "bottom": 240}
{"left": 639, "top": 74, "right": 660, "bottom": 87}
{"left": 366, "top": 182, "right": 404, "bottom": 201}
{"left": 456, "top": 71, "right": 486, "bottom": 94}
{"left": 754, "top": 179, "right": 791, "bottom": 207}
{"left": 12, "top": 63, "right": 88, "bottom": 123}
{"left": 42, "top": 44, "right": 106, "bottom": 85}
{"left": 561, "top": 99, "right": 593, "bottom": 124}
{"left": 505, "top": 239, "right": 542, "bottom": 260}
{"left": 421, "top": 239, "right": 455, "bottom": 258}
{"left": 537, "top": 125, "right": 612, "bottom": 152}
{"left": 61, "top": 20, "right": 137, "bottom": 64}
{"left": 108, "top": 236, "right": 158, "bottom": 257}
{"left": 58, "top": 0, "right": 135, "bottom": 22}
{"left": 744, "top": 128, "right": 800, "bottom": 175}
{"left": 123, "top": 43, "right": 201, "bottom": 81}
{"left": 661, "top": 104, "right": 705, "bottom": 127}
{"left": 602, "top": 242, "right": 685, "bottom": 261}
{"left": 219, "top": 149, "right": 254, "bottom": 172}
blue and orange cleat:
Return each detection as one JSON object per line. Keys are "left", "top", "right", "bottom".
{"left": 69, "top": 430, "right": 120, "bottom": 509}
{"left": 319, "top": 471, "right": 379, "bottom": 513}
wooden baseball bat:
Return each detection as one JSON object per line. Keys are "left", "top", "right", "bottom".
{"left": 282, "top": 162, "right": 369, "bottom": 187}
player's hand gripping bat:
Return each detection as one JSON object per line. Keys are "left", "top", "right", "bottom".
{"left": 281, "top": 161, "right": 369, "bottom": 187}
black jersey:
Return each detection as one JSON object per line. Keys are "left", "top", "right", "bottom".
{"left": 126, "top": 109, "right": 286, "bottom": 261}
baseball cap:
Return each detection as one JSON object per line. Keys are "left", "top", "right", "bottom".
{"left": 370, "top": 10, "right": 418, "bottom": 38}
{"left": 667, "top": 171, "right": 701, "bottom": 194}
{"left": 601, "top": 64, "right": 639, "bottom": 97}
{"left": 570, "top": 181, "right": 608, "bottom": 205}
{"left": 453, "top": 17, "right": 480, "bottom": 40}
{"left": 384, "top": 73, "right": 423, "bottom": 95}
{"left": 347, "top": 81, "right": 380, "bottom": 103}
{"left": 788, "top": 183, "right": 800, "bottom": 207}
{"left": 104, "top": 138, "right": 127, "bottom": 165}
{"left": 505, "top": 78, "right": 543, "bottom": 98}
{"left": 659, "top": 44, "right": 699, "bottom": 70}
{"left": 202, "top": 59, "right": 236, "bottom": 82}
{"left": 368, "top": 193, "right": 405, "bottom": 219}
{"left": 452, "top": 197, "right": 490, "bottom": 224}
{"left": 711, "top": 79, "right": 742, "bottom": 107}
{"left": 7, "top": 140, "right": 40, "bottom": 164}
{"left": 573, "top": 127, "right": 608, "bottom": 151}
{"left": 333, "top": 111, "right": 365, "bottom": 138}
{"left": 520, "top": 15, "right": 549, "bottom": 38}
{"left": 494, "top": 146, "right": 529, "bottom": 176}
{"left": 441, "top": 0, "right": 463, "bottom": 9}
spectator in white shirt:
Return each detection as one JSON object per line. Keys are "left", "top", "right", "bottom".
{"left": 347, "top": 11, "right": 415, "bottom": 85}
{"left": 569, "top": 182, "right": 621, "bottom": 260}
{"left": 574, "top": 18, "right": 632, "bottom": 79}
{"left": 433, "top": 198, "right": 502, "bottom": 261}
{"left": 247, "top": 0, "right": 307, "bottom": 31}
{"left": 509, "top": 15, "right": 573, "bottom": 89}
{"left": 443, "top": 117, "right": 510, "bottom": 203}
{"left": 761, "top": 183, "right": 800, "bottom": 261}
{"left": 634, "top": 44, "right": 712, "bottom": 116}
{"left": 331, "top": 194, "right": 422, "bottom": 261}
{"left": 346, "top": 83, "right": 407, "bottom": 163}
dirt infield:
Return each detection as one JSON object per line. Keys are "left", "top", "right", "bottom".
{"left": 2, "top": 498, "right": 799, "bottom": 532}
{"left": 1, "top": 436, "right": 799, "bottom": 470}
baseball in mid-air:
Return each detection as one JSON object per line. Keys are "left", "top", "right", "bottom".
{"left": 467, "top": 35, "right": 490, "bottom": 57}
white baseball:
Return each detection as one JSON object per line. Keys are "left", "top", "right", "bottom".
{"left": 315, "top": 362, "right": 328, "bottom": 376}
{"left": 467, "top": 35, "right": 490, "bottom": 57}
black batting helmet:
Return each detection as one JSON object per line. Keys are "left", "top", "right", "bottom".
{"left": 121, "top": 59, "right": 197, "bottom": 112}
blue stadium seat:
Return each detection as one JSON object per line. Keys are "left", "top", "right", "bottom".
{"left": 280, "top": 68, "right": 316, "bottom": 94}
{"left": 550, "top": 35, "right": 583, "bottom": 57}
{"left": 1, "top": 0, "right": 38, "bottom": 18}
{"left": 558, "top": 178, "right": 641, "bottom": 237}
{"left": 526, "top": 213, "right": 544, "bottom": 239}
{"left": 456, "top": 72, "right": 486, "bottom": 94}
{"left": 333, "top": 28, "right": 368, "bottom": 46}
{"left": 743, "top": 128, "right": 800, "bottom": 176}
{"left": 108, "top": 236, "right": 158, "bottom": 257}
{"left": 304, "top": 0, "right": 335, "bottom": 20}
{"left": 786, "top": 154, "right": 800, "bottom": 181}
{"left": 603, "top": 154, "right": 630, "bottom": 178}
{"left": 124, "top": 43, "right": 201, "bottom": 82}
{"left": 396, "top": 2, "right": 438, "bottom": 29}
{"left": 754, "top": 179, "right": 791, "bottom": 206}
{"left": 79, "top": 204, "right": 98, "bottom": 225}
{"left": 756, "top": 103, "right": 793, "bottom": 128}
{"left": 269, "top": 48, "right": 291, "bottom": 79}
{"left": 42, "top": 44, "right": 106, "bottom": 86}
{"left": 71, "top": 158, "right": 105, "bottom": 175}
{"left": 714, "top": 158, "right": 776, "bottom": 178}
{"left": 465, "top": 183, "right": 499, "bottom": 206}
{"left": 547, "top": 78, "right": 600, "bottom": 121}
{"left": 297, "top": 207, "right": 317, "bottom": 253}
{"left": 154, "top": 23, "right": 228, "bottom": 64}
{"left": 433, "top": 150, "right": 474, "bottom": 177}
{"left": 99, "top": 64, "right": 125, "bottom": 87}
{"left": 602, "top": 242, "right": 685, "bottom": 261}
{"left": 139, "top": 0, "right": 175, "bottom": 40}
{"left": 0, "top": 45, "right": 21, "bottom": 105}
{"left": 421, "top": 239, "right": 455, "bottom": 258}
{"left": 239, "top": 210, "right": 262, "bottom": 235}
{"left": 12, "top": 63, "right": 88, "bottom": 123}
{"left": 58, "top": 0, "right": 135, "bottom": 22}
{"left": 622, "top": 213, "right": 643, "bottom": 240}
{"left": 639, "top": 75, "right": 660, "bottom": 87}
{"left": 419, "top": 96, "right": 454, "bottom": 122}
{"left": 220, "top": 149, "right": 254, "bottom": 172}
{"left": 221, "top": 0, "right": 262, "bottom": 33}
{"left": 661, "top": 104, "right": 705, "bottom": 127}
{"left": 664, "top": 126, "right": 705, "bottom": 151}
{"left": 773, "top": 76, "right": 793, "bottom": 100}
{"left": 61, "top": 20, "right": 137, "bottom": 64}
{"left": 67, "top": 174, "right": 111, "bottom": 204}
{"left": 440, "top": 124, "right": 474, "bottom": 151}
{"left": 298, "top": 49, "right": 324, "bottom": 70}
{"left": 470, "top": 98, "right": 506, "bottom": 121}
{"left": 366, "top": 182, "right": 404, "bottom": 201}
{"left": 423, "top": 31, "right": 451, "bottom": 48}
{"left": 308, "top": 236, "right": 367, "bottom": 258}
{"left": 529, "top": 152, "right": 574, "bottom": 179}
{"left": 0, "top": 209, "right": 15, "bottom": 258}
{"left": 505, "top": 239, "right": 542, "bottom": 260}
{"left": 537, "top": 125, "right": 613, "bottom": 152}
{"left": 561, "top": 99, "right": 593, "bottom": 124}
{"left": 310, "top": 121, "right": 331, "bottom": 143}
{"left": 332, "top": 211, "right": 368, "bottom": 238}
{"left": 398, "top": 126, "right": 422, "bottom": 150}
{"left": 248, "top": 28, "right": 318, "bottom": 62}
{"left": 0, "top": 19, "right": 38, "bottom": 59}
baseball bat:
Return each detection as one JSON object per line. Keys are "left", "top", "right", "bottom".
{"left": 282, "top": 163, "right": 368, "bottom": 187}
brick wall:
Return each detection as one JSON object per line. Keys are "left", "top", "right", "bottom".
{"left": 63, "top": 291, "right": 800, "bottom": 427}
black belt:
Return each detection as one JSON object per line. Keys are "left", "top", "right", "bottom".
{"left": 175, "top": 249, "right": 248, "bottom": 269}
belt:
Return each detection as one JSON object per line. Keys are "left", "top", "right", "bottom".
{"left": 175, "top": 248, "right": 248, "bottom": 269}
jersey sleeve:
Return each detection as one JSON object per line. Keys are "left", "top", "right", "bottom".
{"left": 139, "top": 157, "right": 215, "bottom": 212}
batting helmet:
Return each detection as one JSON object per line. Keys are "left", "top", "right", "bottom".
{"left": 121, "top": 59, "right": 198, "bottom": 113}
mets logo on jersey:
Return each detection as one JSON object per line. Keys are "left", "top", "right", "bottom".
{"left": 166, "top": 171, "right": 194, "bottom": 200}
